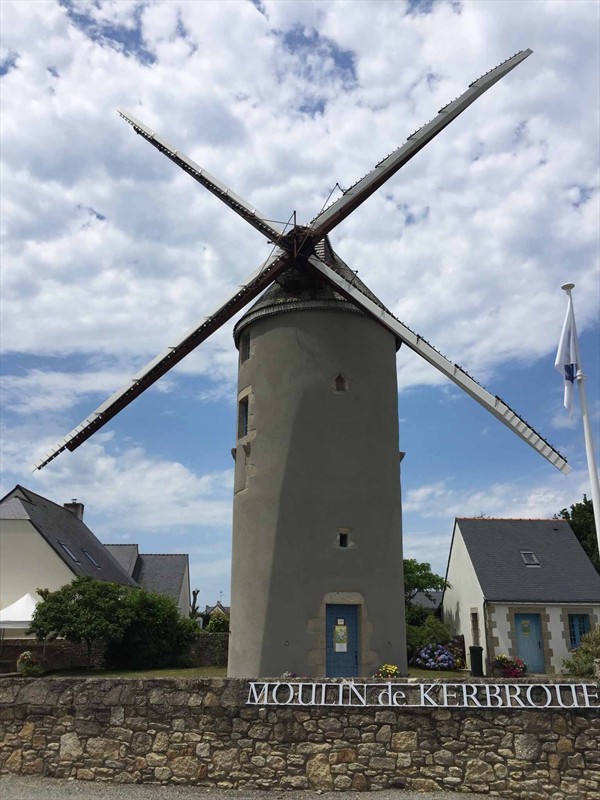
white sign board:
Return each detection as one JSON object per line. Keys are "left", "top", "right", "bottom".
{"left": 247, "top": 681, "right": 599, "bottom": 710}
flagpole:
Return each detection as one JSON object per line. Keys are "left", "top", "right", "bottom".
{"left": 561, "top": 283, "right": 600, "bottom": 556}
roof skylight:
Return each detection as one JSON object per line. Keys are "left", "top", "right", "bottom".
{"left": 520, "top": 550, "right": 540, "bottom": 567}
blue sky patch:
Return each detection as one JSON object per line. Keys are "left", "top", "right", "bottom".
{"left": 281, "top": 26, "right": 357, "bottom": 83}
{"left": 59, "top": 0, "right": 156, "bottom": 66}
{"left": 0, "top": 51, "right": 18, "bottom": 77}
{"left": 570, "top": 185, "right": 594, "bottom": 209}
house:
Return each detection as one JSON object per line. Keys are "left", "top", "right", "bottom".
{"left": 105, "top": 545, "right": 190, "bottom": 616}
{"left": 0, "top": 485, "right": 191, "bottom": 635}
{"left": 442, "top": 518, "right": 600, "bottom": 674}
{"left": 201, "top": 601, "right": 230, "bottom": 628}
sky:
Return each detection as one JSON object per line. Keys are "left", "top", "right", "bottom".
{"left": 1, "top": 0, "right": 599, "bottom": 609}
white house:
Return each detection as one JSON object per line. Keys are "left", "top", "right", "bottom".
{"left": 0, "top": 485, "right": 191, "bottom": 636}
{"left": 442, "top": 517, "right": 600, "bottom": 674}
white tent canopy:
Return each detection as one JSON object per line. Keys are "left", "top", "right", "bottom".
{"left": 0, "top": 593, "right": 40, "bottom": 628}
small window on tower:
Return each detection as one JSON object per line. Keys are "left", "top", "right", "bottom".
{"left": 338, "top": 529, "right": 350, "bottom": 548}
{"left": 334, "top": 374, "right": 348, "bottom": 393}
{"left": 238, "top": 396, "right": 249, "bottom": 439}
{"left": 240, "top": 333, "right": 250, "bottom": 363}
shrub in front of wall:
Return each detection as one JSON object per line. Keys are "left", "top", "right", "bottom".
{"left": 562, "top": 628, "right": 600, "bottom": 677}
{"left": 105, "top": 590, "right": 199, "bottom": 670}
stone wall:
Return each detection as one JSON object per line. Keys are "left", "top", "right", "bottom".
{"left": 0, "top": 639, "right": 105, "bottom": 675}
{"left": 1, "top": 676, "right": 598, "bottom": 797}
{"left": 0, "top": 634, "right": 228, "bottom": 674}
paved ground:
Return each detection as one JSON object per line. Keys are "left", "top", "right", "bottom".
{"left": 1, "top": 775, "right": 489, "bottom": 800}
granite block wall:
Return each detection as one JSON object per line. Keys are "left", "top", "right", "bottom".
{"left": 0, "top": 677, "right": 598, "bottom": 798}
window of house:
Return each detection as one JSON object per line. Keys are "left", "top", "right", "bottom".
{"left": 240, "top": 333, "right": 250, "bottom": 364}
{"left": 470, "top": 611, "right": 480, "bottom": 646}
{"left": 334, "top": 374, "right": 348, "bottom": 393}
{"left": 82, "top": 549, "right": 101, "bottom": 569}
{"left": 58, "top": 541, "right": 80, "bottom": 563}
{"left": 339, "top": 532, "right": 349, "bottom": 548}
{"left": 520, "top": 550, "right": 540, "bottom": 566}
{"left": 568, "top": 614, "right": 590, "bottom": 649}
{"left": 237, "top": 396, "right": 249, "bottom": 439}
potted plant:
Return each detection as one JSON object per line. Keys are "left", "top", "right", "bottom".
{"left": 373, "top": 663, "right": 401, "bottom": 679}
{"left": 493, "top": 653, "right": 527, "bottom": 678}
{"left": 16, "top": 650, "right": 46, "bottom": 677}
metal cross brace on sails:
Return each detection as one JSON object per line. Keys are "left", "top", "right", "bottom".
{"left": 34, "top": 48, "right": 570, "bottom": 477}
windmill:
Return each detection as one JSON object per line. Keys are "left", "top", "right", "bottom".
{"left": 35, "top": 48, "right": 569, "bottom": 679}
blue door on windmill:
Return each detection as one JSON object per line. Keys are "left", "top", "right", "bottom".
{"left": 326, "top": 604, "right": 359, "bottom": 677}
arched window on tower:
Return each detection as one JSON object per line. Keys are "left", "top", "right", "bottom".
{"left": 334, "top": 374, "right": 349, "bottom": 393}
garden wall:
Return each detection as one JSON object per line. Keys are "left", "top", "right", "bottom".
{"left": 0, "top": 676, "right": 598, "bottom": 797}
{"left": 0, "top": 633, "right": 228, "bottom": 674}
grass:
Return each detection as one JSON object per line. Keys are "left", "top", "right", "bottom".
{"left": 50, "top": 666, "right": 227, "bottom": 679}
{"left": 49, "top": 666, "right": 469, "bottom": 680}
{"left": 406, "top": 667, "right": 471, "bottom": 680}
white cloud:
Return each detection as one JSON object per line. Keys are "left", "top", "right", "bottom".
{"left": 1, "top": 0, "right": 598, "bottom": 604}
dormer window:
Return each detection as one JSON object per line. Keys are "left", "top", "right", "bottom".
{"left": 520, "top": 550, "right": 540, "bottom": 567}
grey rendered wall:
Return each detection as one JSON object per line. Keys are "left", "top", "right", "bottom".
{"left": 228, "top": 307, "right": 406, "bottom": 678}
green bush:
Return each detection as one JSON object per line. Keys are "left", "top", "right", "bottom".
{"left": 562, "top": 628, "right": 600, "bottom": 677}
{"left": 106, "top": 590, "right": 199, "bottom": 670}
{"left": 406, "top": 614, "right": 452, "bottom": 658}
{"left": 205, "top": 613, "right": 229, "bottom": 633}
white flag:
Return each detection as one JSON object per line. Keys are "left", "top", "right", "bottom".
{"left": 554, "top": 294, "right": 579, "bottom": 413}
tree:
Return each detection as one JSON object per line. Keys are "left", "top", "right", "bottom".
{"left": 205, "top": 612, "right": 230, "bottom": 633}
{"left": 403, "top": 559, "right": 449, "bottom": 606}
{"left": 28, "top": 577, "right": 132, "bottom": 667}
{"left": 106, "top": 589, "right": 199, "bottom": 670}
{"left": 403, "top": 559, "right": 452, "bottom": 659}
{"left": 555, "top": 495, "right": 599, "bottom": 574}
{"left": 190, "top": 588, "right": 201, "bottom": 620}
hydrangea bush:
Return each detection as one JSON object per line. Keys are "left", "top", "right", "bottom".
{"left": 413, "top": 643, "right": 456, "bottom": 671}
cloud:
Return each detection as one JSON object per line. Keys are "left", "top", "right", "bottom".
{"left": 1, "top": 0, "right": 598, "bottom": 605}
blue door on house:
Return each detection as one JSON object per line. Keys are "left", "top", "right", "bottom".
{"left": 515, "top": 613, "right": 544, "bottom": 673}
{"left": 326, "top": 604, "right": 359, "bottom": 677}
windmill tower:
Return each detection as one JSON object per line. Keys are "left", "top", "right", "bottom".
{"left": 35, "top": 49, "right": 570, "bottom": 679}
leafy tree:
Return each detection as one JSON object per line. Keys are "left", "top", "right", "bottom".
{"left": 28, "top": 577, "right": 132, "bottom": 667}
{"left": 205, "top": 612, "right": 230, "bottom": 633}
{"left": 403, "top": 559, "right": 449, "bottom": 605}
{"left": 555, "top": 495, "right": 599, "bottom": 573}
{"left": 106, "top": 589, "right": 199, "bottom": 670}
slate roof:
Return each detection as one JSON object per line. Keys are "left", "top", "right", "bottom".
{"left": 0, "top": 486, "right": 138, "bottom": 587}
{"left": 412, "top": 590, "right": 442, "bottom": 610}
{"left": 104, "top": 544, "right": 140, "bottom": 576}
{"left": 131, "top": 554, "right": 188, "bottom": 603}
{"left": 456, "top": 518, "right": 600, "bottom": 603}
{"left": 234, "top": 236, "right": 396, "bottom": 345}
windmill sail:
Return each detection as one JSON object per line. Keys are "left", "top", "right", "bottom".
{"left": 33, "top": 249, "right": 290, "bottom": 470}
{"left": 306, "top": 253, "right": 570, "bottom": 475}
{"left": 310, "top": 49, "right": 532, "bottom": 238}
{"left": 35, "top": 47, "right": 565, "bottom": 477}
{"left": 117, "top": 109, "right": 285, "bottom": 244}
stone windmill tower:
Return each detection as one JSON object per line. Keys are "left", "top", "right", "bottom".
{"left": 36, "top": 49, "right": 570, "bottom": 678}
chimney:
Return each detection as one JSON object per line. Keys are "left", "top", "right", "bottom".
{"left": 64, "top": 499, "right": 84, "bottom": 520}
